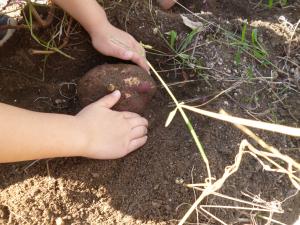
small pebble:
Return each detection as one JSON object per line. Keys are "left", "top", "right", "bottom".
{"left": 175, "top": 177, "right": 184, "bottom": 184}
{"left": 217, "top": 58, "right": 223, "bottom": 65}
{"left": 91, "top": 173, "right": 100, "bottom": 178}
{"left": 165, "top": 205, "right": 172, "bottom": 211}
{"left": 152, "top": 201, "right": 161, "bottom": 208}
{"left": 55, "top": 99, "right": 64, "bottom": 104}
{"left": 55, "top": 217, "right": 65, "bottom": 225}
{"left": 272, "top": 71, "right": 279, "bottom": 79}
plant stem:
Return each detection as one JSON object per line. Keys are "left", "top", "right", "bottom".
{"left": 147, "top": 61, "right": 212, "bottom": 182}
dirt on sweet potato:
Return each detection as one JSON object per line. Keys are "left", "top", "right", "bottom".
{"left": 78, "top": 64, "right": 157, "bottom": 113}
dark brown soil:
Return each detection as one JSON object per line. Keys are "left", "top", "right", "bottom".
{"left": 78, "top": 64, "right": 156, "bottom": 113}
{"left": 0, "top": 0, "right": 299, "bottom": 224}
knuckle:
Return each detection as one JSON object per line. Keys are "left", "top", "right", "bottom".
{"left": 118, "top": 48, "right": 126, "bottom": 58}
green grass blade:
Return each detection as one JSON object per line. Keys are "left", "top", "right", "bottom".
{"left": 241, "top": 22, "right": 247, "bottom": 45}
{"left": 268, "top": 0, "right": 273, "bottom": 8}
{"left": 234, "top": 48, "right": 241, "bottom": 64}
{"left": 178, "top": 29, "right": 199, "bottom": 53}
{"left": 251, "top": 28, "right": 258, "bottom": 44}
{"left": 166, "top": 30, "right": 177, "bottom": 50}
{"left": 147, "top": 61, "right": 212, "bottom": 182}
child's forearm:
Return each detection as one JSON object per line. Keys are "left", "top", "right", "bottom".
{"left": 52, "top": 0, "right": 108, "bottom": 36}
{"left": 0, "top": 103, "right": 84, "bottom": 163}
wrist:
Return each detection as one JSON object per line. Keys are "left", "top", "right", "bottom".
{"left": 89, "top": 19, "right": 112, "bottom": 42}
{"left": 85, "top": 7, "right": 110, "bottom": 39}
{"left": 64, "top": 116, "right": 88, "bottom": 157}
{"left": 45, "top": 114, "right": 87, "bottom": 158}
{"left": 52, "top": 0, "right": 109, "bottom": 41}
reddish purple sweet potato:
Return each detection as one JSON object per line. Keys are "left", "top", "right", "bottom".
{"left": 78, "top": 64, "right": 157, "bottom": 113}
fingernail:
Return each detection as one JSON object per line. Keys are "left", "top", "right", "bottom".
{"left": 112, "top": 90, "right": 121, "bottom": 97}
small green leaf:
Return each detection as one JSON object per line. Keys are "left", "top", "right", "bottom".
{"left": 268, "top": 0, "right": 273, "bottom": 8}
{"left": 253, "top": 49, "right": 265, "bottom": 59}
{"left": 165, "top": 108, "right": 178, "bottom": 127}
{"left": 234, "top": 49, "right": 241, "bottom": 64}
{"left": 241, "top": 22, "right": 247, "bottom": 43}
{"left": 251, "top": 28, "right": 258, "bottom": 45}
{"left": 166, "top": 30, "right": 177, "bottom": 50}
{"left": 178, "top": 53, "right": 190, "bottom": 60}
{"left": 246, "top": 66, "right": 254, "bottom": 79}
{"left": 178, "top": 29, "right": 200, "bottom": 53}
{"left": 280, "top": 0, "right": 288, "bottom": 6}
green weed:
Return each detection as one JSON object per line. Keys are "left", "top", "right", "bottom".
{"left": 166, "top": 30, "right": 177, "bottom": 50}
{"left": 232, "top": 22, "right": 269, "bottom": 66}
{"left": 268, "top": 0, "right": 288, "bottom": 8}
{"left": 246, "top": 66, "right": 254, "bottom": 80}
{"left": 166, "top": 29, "right": 204, "bottom": 72}
{"left": 233, "top": 22, "right": 247, "bottom": 64}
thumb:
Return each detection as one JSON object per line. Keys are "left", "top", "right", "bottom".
{"left": 97, "top": 90, "right": 121, "bottom": 108}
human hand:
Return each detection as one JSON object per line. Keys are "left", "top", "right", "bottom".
{"left": 75, "top": 90, "right": 148, "bottom": 159}
{"left": 157, "top": 0, "right": 177, "bottom": 9}
{"left": 52, "top": 0, "right": 149, "bottom": 71}
{"left": 90, "top": 22, "right": 150, "bottom": 73}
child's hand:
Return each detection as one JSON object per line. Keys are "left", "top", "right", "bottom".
{"left": 157, "top": 0, "right": 177, "bottom": 9}
{"left": 75, "top": 90, "right": 148, "bottom": 159}
{"left": 52, "top": 0, "right": 149, "bottom": 72}
{"left": 91, "top": 23, "right": 150, "bottom": 73}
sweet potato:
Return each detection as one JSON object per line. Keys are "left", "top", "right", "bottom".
{"left": 78, "top": 64, "right": 157, "bottom": 113}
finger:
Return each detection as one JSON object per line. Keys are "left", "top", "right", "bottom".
{"left": 130, "top": 41, "right": 149, "bottom": 72}
{"left": 133, "top": 42, "right": 146, "bottom": 58}
{"left": 127, "top": 136, "right": 148, "bottom": 153}
{"left": 128, "top": 117, "right": 148, "bottom": 128}
{"left": 96, "top": 90, "right": 121, "bottom": 108}
{"left": 130, "top": 126, "right": 148, "bottom": 140}
{"left": 131, "top": 51, "right": 150, "bottom": 73}
{"left": 109, "top": 43, "right": 134, "bottom": 61}
{"left": 122, "top": 111, "right": 141, "bottom": 119}
{"left": 109, "top": 40, "right": 150, "bottom": 73}
{"left": 157, "top": 0, "right": 177, "bottom": 9}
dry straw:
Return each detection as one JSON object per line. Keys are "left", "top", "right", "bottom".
{"left": 147, "top": 61, "right": 300, "bottom": 224}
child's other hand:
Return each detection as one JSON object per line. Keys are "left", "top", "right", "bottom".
{"left": 157, "top": 0, "right": 177, "bottom": 9}
{"left": 91, "top": 23, "right": 150, "bottom": 73}
{"left": 75, "top": 90, "right": 148, "bottom": 159}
